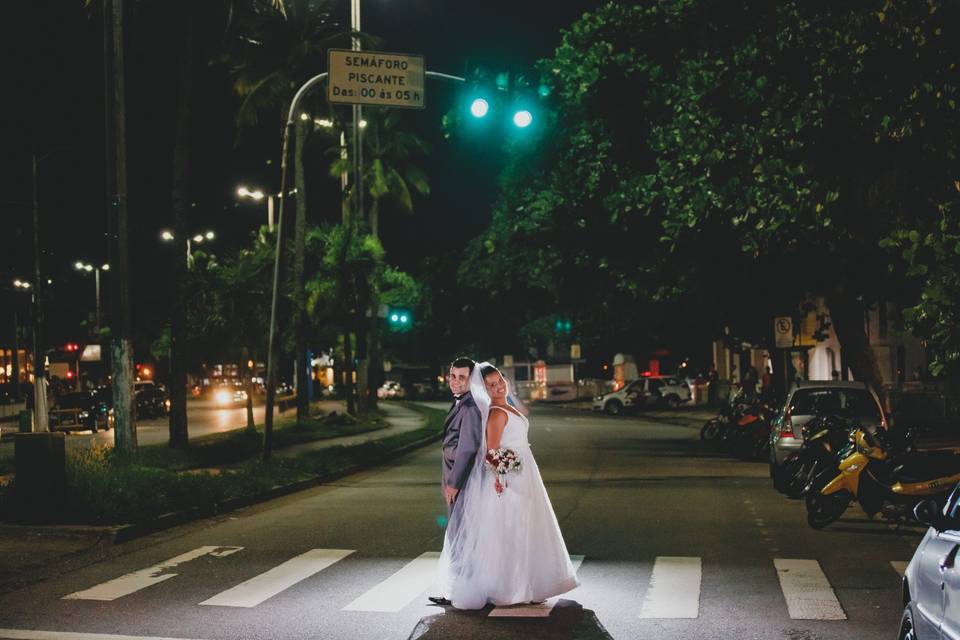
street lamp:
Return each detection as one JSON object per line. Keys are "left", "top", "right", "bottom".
{"left": 237, "top": 185, "right": 275, "bottom": 232}
{"left": 161, "top": 229, "right": 215, "bottom": 267}
{"left": 74, "top": 260, "right": 109, "bottom": 335}
{"left": 12, "top": 279, "right": 32, "bottom": 290}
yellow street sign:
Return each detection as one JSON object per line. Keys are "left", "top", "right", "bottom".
{"left": 328, "top": 49, "right": 425, "bottom": 109}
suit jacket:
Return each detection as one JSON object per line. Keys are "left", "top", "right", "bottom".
{"left": 441, "top": 392, "right": 483, "bottom": 491}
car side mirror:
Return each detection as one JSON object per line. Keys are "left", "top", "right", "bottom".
{"left": 914, "top": 499, "right": 950, "bottom": 531}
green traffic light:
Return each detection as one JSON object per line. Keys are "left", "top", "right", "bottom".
{"left": 470, "top": 98, "right": 490, "bottom": 118}
{"left": 390, "top": 313, "right": 400, "bottom": 323}
{"left": 513, "top": 110, "right": 533, "bottom": 128}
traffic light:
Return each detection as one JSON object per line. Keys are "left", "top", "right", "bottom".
{"left": 513, "top": 109, "right": 533, "bottom": 128}
{"left": 388, "top": 309, "right": 412, "bottom": 331}
{"left": 470, "top": 98, "right": 490, "bottom": 118}
{"left": 554, "top": 318, "right": 572, "bottom": 334}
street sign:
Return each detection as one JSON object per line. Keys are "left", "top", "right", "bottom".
{"left": 570, "top": 343, "right": 581, "bottom": 360}
{"left": 328, "top": 49, "right": 425, "bottom": 109}
{"left": 774, "top": 317, "right": 794, "bottom": 348}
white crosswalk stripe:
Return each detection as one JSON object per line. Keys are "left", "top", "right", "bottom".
{"left": 342, "top": 552, "right": 441, "bottom": 613}
{"left": 199, "top": 549, "right": 355, "bottom": 608}
{"left": 63, "top": 546, "right": 244, "bottom": 601}
{"left": 639, "top": 556, "right": 701, "bottom": 619}
{"left": 487, "top": 555, "right": 585, "bottom": 617}
{"left": 774, "top": 558, "right": 846, "bottom": 620}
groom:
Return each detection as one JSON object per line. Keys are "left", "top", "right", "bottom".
{"left": 428, "top": 356, "right": 483, "bottom": 606}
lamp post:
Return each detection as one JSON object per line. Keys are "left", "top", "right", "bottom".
{"left": 237, "top": 186, "right": 275, "bottom": 232}
{"left": 161, "top": 229, "right": 215, "bottom": 268}
{"left": 74, "top": 261, "right": 109, "bottom": 335}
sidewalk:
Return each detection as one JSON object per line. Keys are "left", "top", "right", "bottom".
{"left": 0, "top": 401, "right": 428, "bottom": 594}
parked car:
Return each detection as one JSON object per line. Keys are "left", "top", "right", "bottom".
{"left": 49, "top": 391, "right": 111, "bottom": 432}
{"left": 377, "top": 381, "right": 406, "bottom": 399}
{"left": 592, "top": 376, "right": 692, "bottom": 414}
{"left": 900, "top": 484, "right": 960, "bottom": 639}
{"left": 135, "top": 382, "right": 170, "bottom": 418}
{"left": 768, "top": 381, "right": 886, "bottom": 471}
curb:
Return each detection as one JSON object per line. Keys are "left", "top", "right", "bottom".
{"left": 111, "top": 429, "right": 443, "bottom": 544}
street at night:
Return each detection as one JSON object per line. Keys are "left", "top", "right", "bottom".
{"left": 0, "top": 406, "right": 919, "bottom": 640}
{"left": 4, "top": 1, "right": 960, "bottom": 638}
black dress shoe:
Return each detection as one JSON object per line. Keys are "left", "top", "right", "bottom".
{"left": 428, "top": 596, "right": 452, "bottom": 605}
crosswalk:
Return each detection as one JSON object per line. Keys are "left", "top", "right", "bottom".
{"left": 60, "top": 546, "right": 907, "bottom": 621}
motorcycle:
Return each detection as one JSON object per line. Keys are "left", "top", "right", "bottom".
{"left": 772, "top": 414, "right": 856, "bottom": 498}
{"left": 700, "top": 389, "right": 757, "bottom": 442}
{"left": 805, "top": 426, "right": 960, "bottom": 529}
{"left": 725, "top": 401, "right": 777, "bottom": 460}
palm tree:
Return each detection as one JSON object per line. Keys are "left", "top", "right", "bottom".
{"left": 228, "top": 0, "right": 346, "bottom": 424}
{"left": 329, "top": 108, "right": 429, "bottom": 412}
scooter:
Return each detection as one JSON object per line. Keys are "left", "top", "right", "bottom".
{"left": 772, "top": 414, "right": 856, "bottom": 498}
{"left": 805, "top": 426, "right": 960, "bottom": 529}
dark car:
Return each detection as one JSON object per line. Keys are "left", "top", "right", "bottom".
{"left": 49, "top": 391, "right": 111, "bottom": 432}
{"left": 136, "top": 383, "right": 170, "bottom": 418}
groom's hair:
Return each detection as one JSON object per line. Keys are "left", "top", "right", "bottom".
{"left": 449, "top": 356, "right": 476, "bottom": 372}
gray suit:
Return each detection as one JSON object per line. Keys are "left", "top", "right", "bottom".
{"left": 441, "top": 391, "right": 483, "bottom": 513}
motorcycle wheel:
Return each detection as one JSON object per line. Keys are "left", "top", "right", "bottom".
{"left": 700, "top": 419, "right": 722, "bottom": 441}
{"left": 805, "top": 489, "right": 851, "bottom": 529}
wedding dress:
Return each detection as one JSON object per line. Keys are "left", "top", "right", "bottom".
{"left": 437, "top": 363, "right": 580, "bottom": 609}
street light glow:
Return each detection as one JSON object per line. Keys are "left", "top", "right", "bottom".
{"left": 513, "top": 110, "right": 533, "bottom": 128}
{"left": 205, "top": 231, "right": 215, "bottom": 240}
{"left": 359, "top": 119, "right": 368, "bottom": 129}
{"left": 299, "top": 112, "right": 310, "bottom": 121}
{"left": 161, "top": 230, "right": 175, "bottom": 241}
{"left": 75, "top": 261, "right": 86, "bottom": 270}
{"left": 314, "top": 118, "right": 334, "bottom": 128}
{"left": 101, "top": 264, "right": 110, "bottom": 271}
{"left": 193, "top": 234, "right": 204, "bottom": 243}
{"left": 237, "top": 186, "right": 250, "bottom": 197}
{"left": 84, "top": 264, "right": 93, "bottom": 272}
{"left": 470, "top": 98, "right": 490, "bottom": 118}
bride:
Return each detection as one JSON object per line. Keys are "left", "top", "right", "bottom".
{"left": 437, "top": 362, "right": 580, "bottom": 609}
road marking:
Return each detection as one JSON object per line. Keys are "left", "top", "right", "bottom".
{"left": 0, "top": 630, "right": 209, "bottom": 640}
{"left": 63, "top": 546, "right": 243, "bottom": 601}
{"left": 639, "top": 556, "right": 701, "bottom": 619}
{"left": 488, "top": 555, "right": 585, "bottom": 617}
{"left": 774, "top": 558, "right": 846, "bottom": 620}
{"left": 199, "top": 549, "right": 355, "bottom": 608}
{"left": 343, "top": 552, "right": 440, "bottom": 612}
{"left": 890, "top": 561, "right": 909, "bottom": 577}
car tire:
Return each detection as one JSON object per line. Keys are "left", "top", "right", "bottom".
{"left": 605, "top": 400, "right": 623, "bottom": 416}
{"left": 898, "top": 604, "right": 917, "bottom": 640}
{"left": 664, "top": 395, "right": 681, "bottom": 409}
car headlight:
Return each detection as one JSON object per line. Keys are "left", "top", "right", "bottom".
{"left": 595, "top": 396, "right": 604, "bottom": 401}
{"left": 214, "top": 390, "right": 232, "bottom": 405}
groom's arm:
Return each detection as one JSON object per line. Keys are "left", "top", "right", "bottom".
{"left": 448, "top": 405, "right": 482, "bottom": 490}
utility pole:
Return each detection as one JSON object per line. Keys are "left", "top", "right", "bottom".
{"left": 31, "top": 151, "right": 48, "bottom": 432}
{"left": 104, "top": 0, "right": 136, "bottom": 452}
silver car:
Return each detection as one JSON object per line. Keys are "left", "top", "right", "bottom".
{"left": 592, "top": 376, "right": 691, "bottom": 414}
{"left": 900, "top": 485, "right": 960, "bottom": 639}
{"left": 768, "top": 381, "right": 886, "bottom": 469}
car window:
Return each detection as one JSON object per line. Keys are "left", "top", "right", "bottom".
{"left": 665, "top": 378, "right": 680, "bottom": 386}
{"left": 626, "top": 381, "right": 643, "bottom": 392}
{"left": 649, "top": 379, "right": 663, "bottom": 391}
{"left": 789, "top": 388, "right": 882, "bottom": 423}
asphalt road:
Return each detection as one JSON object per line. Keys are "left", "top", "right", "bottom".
{"left": 0, "top": 406, "right": 922, "bottom": 640}
{"left": 1, "top": 400, "right": 285, "bottom": 452}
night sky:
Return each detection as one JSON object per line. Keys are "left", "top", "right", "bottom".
{"left": 1, "top": 0, "right": 600, "bottom": 353}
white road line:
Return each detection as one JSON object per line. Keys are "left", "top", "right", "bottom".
{"left": 774, "top": 558, "right": 846, "bottom": 620}
{"left": 63, "top": 546, "right": 243, "bottom": 601}
{"left": 343, "top": 552, "right": 440, "bottom": 612}
{"left": 488, "top": 555, "right": 585, "bottom": 617}
{"left": 639, "top": 556, "right": 701, "bottom": 619}
{"left": 0, "top": 629, "right": 208, "bottom": 640}
{"left": 199, "top": 549, "right": 354, "bottom": 608}
{"left": 890, "top": 561, "right": 909, "bottom": 577}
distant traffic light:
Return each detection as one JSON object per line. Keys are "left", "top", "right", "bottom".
{"left": 513, "top": 109, "right": 533, "bottom": 128}
{"left": 554, "top": 318, "right": 572, "bottom": 334}
{"left": 388, "top": 308, "right": 412, "bottom": 331}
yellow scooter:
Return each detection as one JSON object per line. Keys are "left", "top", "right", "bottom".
{"left": 805, "top": 427, "right": 960, "bottom": 529}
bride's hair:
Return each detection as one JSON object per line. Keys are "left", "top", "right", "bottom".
{"left": 479, "top": 364, "right": 501, "bottom": 379}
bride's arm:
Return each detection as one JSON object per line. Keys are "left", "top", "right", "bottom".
{"left": 486, "top": 409, "right": 508, "bottom": 450}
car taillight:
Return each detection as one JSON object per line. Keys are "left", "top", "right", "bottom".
{"left": 779, "top": 410, "right": 795, "bottom": 437}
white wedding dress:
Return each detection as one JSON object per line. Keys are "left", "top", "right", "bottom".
{"left": 437, "top": 365, "right": 579, "bottom": 609}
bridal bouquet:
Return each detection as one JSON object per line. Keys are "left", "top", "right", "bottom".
{"left": 485, "top": 448, "right": 522, "bottom": 496}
